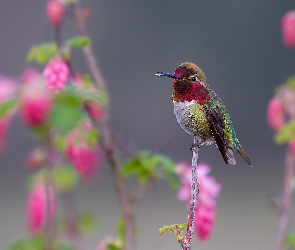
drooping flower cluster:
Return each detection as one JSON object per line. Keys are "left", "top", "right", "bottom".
{"left": 66, "top": 121, "right": 101, "bottom": 178}
{"left": 20, "top": 69, "right": 52, "bottom": 127}
{"left": 26, "top": 184, "right": 56, "bottom": 234}
{"left": 267, "top": 11, "right": 295, "bottom": 154}
{"left": 43, "top": 58, "right": 70, "bottom": 93}
{"left": 71, "top": 73, "right": 105, "bottom": 121}
{"left": 266, "top": 80, "right": 295, "bottom": 154}
{"left": 175, "top": 162, "right": 221, "bottom": 240}
{"left": 282, "top": 11, "right": 295, "bottom": 48}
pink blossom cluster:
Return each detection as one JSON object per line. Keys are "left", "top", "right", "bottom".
{"left": 175, "top": 162, "right": 221, "bottom": 241}
{"left": 66, "top": 121, "right": 101, "bottom": 178}
{"left": 20, "top": 69, "right": 53, "bottom": 127}
{"left": 26, "top": 184, "right": 56, "bottom": 234}
{"left": 71, "top": 73, "right": 104, "bottom": 121}
{"left": 266, "top": 87, "right": 295, "bottom": 154}
{"left": 282, "top": 11, "right": 295, "bottom": 48}
{"left": 43, "top": 58, "right": 70, "bottom": 93}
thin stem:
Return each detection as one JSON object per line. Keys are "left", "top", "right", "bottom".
{"left": 69, "top": 3, "right": 136, "bottom": 249}
{"left": 70, "top": 2, "right": 107, "bottom": 91}
{"left": 182, "top": 136, "right": 200, "bottom": 250}
{"left": 61, "top": 192, "right": 84, "bottom": 250}
{"left": 131, "top": 182, "right": 149, "bottom": 207}
{"left": 44, "top": 133, "right": 55, "bottom": 250}
{"left": 275, "top": 149, "right": 294, "bottom": 250}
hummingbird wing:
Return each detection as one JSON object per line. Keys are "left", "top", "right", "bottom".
{"left": 204, "top": 101, "right": 232, "bottom": 165}
{"left": 206, "top": 88, "right": 251, "bottom": 166}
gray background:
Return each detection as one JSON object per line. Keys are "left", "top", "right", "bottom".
{"left": 0, "top": 0, "right": 294, "bottom": 249}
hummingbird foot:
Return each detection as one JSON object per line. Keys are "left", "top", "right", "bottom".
{"left": 190, "top": 143, "right": 200, "bottom": 151}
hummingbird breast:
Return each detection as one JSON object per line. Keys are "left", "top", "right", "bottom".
{"left": 173, "top": 100, "right": 214, "bottom": 144}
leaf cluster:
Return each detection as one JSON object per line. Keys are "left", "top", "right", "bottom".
{"left": 121, "top": 151, "right": 179, "bottom": 189}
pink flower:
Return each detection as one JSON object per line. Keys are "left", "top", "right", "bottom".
{"left": 175, "top": 162, "right": 221, "bottom": 241}
{"left": 195, "top": 204, "right": 215, "bottom": 241}
{"left": 86, "top": 102, "right": 104, "bottom": 121}
{"left": 46, "top": 0, "right": 64, "bottom": 26}
{"left": 20, "top": 96, "right": 52, "bottom": 127}
{"left": 267, "top": 97, "right": 286, "bottom": 131}
{"left": 195, "top": 164, "right": 221, "bottom": 241}
{"left": 43, "top": 58, "right": 69, "bottom": 93}
{"left": 66, "top": 123, "right": 101, "bottom": 178}
{"left": 282, "top": 11, "right": 295, "bottom": 48}
{"left": 19, "top": 76, "right": 52, "bottom": 127}
{"left": 26, "top": 184, "right": 55, "bottom": 234}
{"left": 175, "top": 161, "right": 193, "bottom": 201}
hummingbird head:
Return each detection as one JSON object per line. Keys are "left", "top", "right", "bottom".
{"left": 155, "top": 62, "right": 206, "bottom": 83}
{"left": 155, "top": 62, "right": 209, "bottom": 103}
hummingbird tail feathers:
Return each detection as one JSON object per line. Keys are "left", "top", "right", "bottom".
{"left": 226, "top": 148, "right": 236, "bottom": 165}
{"left": 214, "top": 142, "right": 236, "bottom": 165}
{"left": 237, "top": 150, "right": 252, "bottom": 167}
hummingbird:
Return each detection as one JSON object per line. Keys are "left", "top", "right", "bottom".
{"left": 155, "top": 62, "right": 251, "bottom": 166}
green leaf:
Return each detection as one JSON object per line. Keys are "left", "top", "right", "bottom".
{"left": 121, "top": 151, "right": 175, "bottom": 184}
{"left": 153, "top": 154, "right": 179, "bottom": 189}
{"left": 52, "top": 165, "right": 79, "bottom": 192}
{"left": 77, "top": 212, "right": 96, "bottom": 232}
{"left": 8, "top": 236, "right": 45, "bottom": 250}
{"left": 120, "top": 158, "right": 141, "bottom": 176}
{"left": 83, "top": 89, "right": 109, "bottom": 108}
{"left": 50, "top": 102, "right": 84, "bottom": 132}
{"left": 107, "top": 244, "right": 120, "bottom": 250}
{"left": 53, "top": 135, "right": 67, "bottom": 152}
{"left": 26, "top": 43, "right": 58, "bottom": 64}
{"left": 285, "top": 233, "right": 295, "bottom": 247}
{"left": 50, "top": 87, "right": 86, "bottom": 132}
{"left": 86, "top": 129, "right": 99, "bottom": 145}
{"left": 66, "top": 36, "right": 91, "bottom": 49}
{"left": 0, "top": 98, "right": 16, "bottom": 118}
{"left": 274, "top": 121, "right": 295, "bottom": 145}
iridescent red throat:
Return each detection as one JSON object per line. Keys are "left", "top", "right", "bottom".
{"left": 172, "top": 80, "right": 210, "bottom": 105}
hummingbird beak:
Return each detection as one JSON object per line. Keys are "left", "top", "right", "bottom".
{"left": 155, "top": 72, "right": 180, "bottom": 79}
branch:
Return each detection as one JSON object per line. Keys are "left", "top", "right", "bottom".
{"left": 183, "top": 136, "right": 200, "bottom": 250}
{"left": 44, "top": 132, "right": 55, "bottom": 250}
{"left": 70, "top": 2, "right": 107, "bottom": 91}
{"left": 69, "top": 3, "right": 136, "bottom": 250}
{"left": 275, "top": 149, "right": 295, "bottom": 250}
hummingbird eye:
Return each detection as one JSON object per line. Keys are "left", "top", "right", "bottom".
{"left": 191, "top": 77, "right": 197, "bottom": 82}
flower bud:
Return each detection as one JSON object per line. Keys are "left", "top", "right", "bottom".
{"left": 46, "top": 0, "right": 64, "bottom": 26}
{"left": 282, "top": 11, "right": 295, "bottom": 48}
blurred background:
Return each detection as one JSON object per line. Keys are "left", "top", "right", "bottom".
{"left": 1, "top": 0, "right": 295, "bottom": 249}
